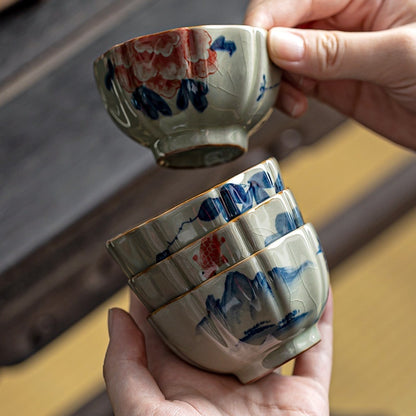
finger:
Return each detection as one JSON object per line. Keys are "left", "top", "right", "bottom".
{"left": 267, "top": 26, "right": 416, "bottom": 85}
{"left": 283, "top": 72, "right": 318, "bottom": 94}
{"left": 244, "top": 0, "right": 352, "bottom": 29}
{"left": 129, "top": 291, "right": 172, "bottom": 357}
{"left": 292, "top": 287, "right": 333, "bottom": 392}
{"left": 104, "top": 308, "right": 165, "bottom": 416}
{"left": 129, "top": 292, "right": 187, "bottom": 377}
{"left": 275, "top": 79, "right": 309, "bottom": 118}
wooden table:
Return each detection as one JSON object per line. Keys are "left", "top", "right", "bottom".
{"left": 1, "top": 1, "right": 415, "bottom": 415}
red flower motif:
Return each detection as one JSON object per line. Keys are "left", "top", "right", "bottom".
{"left": 113, "top": 28, "right": 218, "bottom": 98}
{"left": 192, "top": 233, "right": 228, "bottom": 280}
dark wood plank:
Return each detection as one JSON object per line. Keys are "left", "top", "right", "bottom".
{"left": 0, "top": 0, "right": 347, "bottom": 368}
{"left": 0, "top": 0, "right": 347, "bottom": 367}
{"left": 0, "top": 0, "right": 252, "bottom": 274}
{"left": 0, "top": 151, "right": 262, "bottom": 365}
{"left": 0, "top": 0, "right": 124, "bottom": 83}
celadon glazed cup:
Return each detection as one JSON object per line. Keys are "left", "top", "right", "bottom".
{"left": 129, "top": 189, "right": 304, "bottom": 310}
{"left": 93, "top": 25, "right": 281, "bottom": 168}
{"left": 106, "top": 157, "right": 284, "bottom": 277}
{"left": 148, "top": 223, "right": 329, "bottom": 384}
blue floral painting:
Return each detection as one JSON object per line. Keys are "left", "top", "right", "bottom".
{"left": 264, "top": 212, "right": 298, "bottom": 246}
{"left": 155, "top": 170, "right": 285, "bottom": 261}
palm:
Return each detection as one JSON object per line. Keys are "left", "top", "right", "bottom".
{"left": 149, "top": 362, "right": 328, "bottom": 416}
{"left": 104, "top": 293, "right": 333, "bottom": 416}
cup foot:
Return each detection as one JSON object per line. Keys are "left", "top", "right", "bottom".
{"left": 235, "top": 325, "right": 322, "bottom": 384}
{"left": 153, "top": 126, "right": 248, "bottom": 168}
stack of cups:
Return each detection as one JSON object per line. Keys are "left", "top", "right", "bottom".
{"left": 106, "top": 158, "right": 329, "bottom": 383}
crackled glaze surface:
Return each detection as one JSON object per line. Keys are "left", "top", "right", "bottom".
{"left": 107, "top": 158, "right": 283, "bottom": 277}
{"left": 129, "top": 189, "right": 304, "bottom": 310}
{"left": 149, "top": 224, "right": 330, "bottom": 383}
{"left": 94, "top": 25, "right": 281, "bottom": 168}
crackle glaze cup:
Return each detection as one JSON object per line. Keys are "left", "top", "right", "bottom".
{"left": 106, "top": 158, "right": 284, "bottom": 277}
{"left": 94, "top": 25, "right": 281, "bottom": 168}
{"left": 129, "top": 189, "right": 304, "bottom": 310}
{"left": 148, "top": 223, "right": 329, "bottom": 384}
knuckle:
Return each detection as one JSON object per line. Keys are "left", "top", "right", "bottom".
{"left": 315, "top": 31, "right": 344, "bottom": 75}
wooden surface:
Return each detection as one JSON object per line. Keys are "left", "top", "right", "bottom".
{"left": 330, "top": 207, "right": 416, "bottom": 416}
{"left": 0, "top": 0, "right": 347, "bottom": 366}
{"left": 1, "top": 0, "right": 268, "bottom": 273}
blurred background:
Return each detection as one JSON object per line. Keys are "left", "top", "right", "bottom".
{"left": 0, "top": 1, "right": 415, "bottom": 415}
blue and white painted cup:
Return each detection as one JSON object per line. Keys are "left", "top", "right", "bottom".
{"left": 129, "top": 189, "right": 304, "bottom": 310}
{"left": 94, "top": 25, "right": 281, "bottom": 168}
{"left": 148, "top": 224, "right": 329, "bottom": 384}
{"left": 107, "top": 158, "right": 284, "bottom": 277}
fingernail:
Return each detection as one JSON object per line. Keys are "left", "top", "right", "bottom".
{"left": 269, "top": 28, "right": 305, "bottom": 62}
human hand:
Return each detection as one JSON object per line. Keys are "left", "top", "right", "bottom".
{"left": 245, "top": 0, "right": 416, "bottom": 150}
{"left": 103, "top": 289, "right": 333, "bottom": 416}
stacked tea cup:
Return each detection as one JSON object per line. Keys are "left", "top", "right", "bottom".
{"left": 106, "top": 158, "right": 329, "bottom": 383}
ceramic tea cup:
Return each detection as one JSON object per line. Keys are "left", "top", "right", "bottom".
{"left": 129, "top": 189, "right": 304, "bottom": 310}
{"left": 94, "top": 25, "right": 281, "bottom": 168}
{"left": 148, "top": 223, "right": 329, "bottom": 383}
{"left": 106, "top": 157, "right": 284, "bottom": 277}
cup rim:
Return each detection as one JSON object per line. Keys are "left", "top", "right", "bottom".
{"left": 149, "top": 223, "right": 317, "bottom": 317}
{"left": 107, "top": 157, "right": 279, "bottom": 244}
{"left": 130, "top": 188, "right": 296, "bottom": 280}
{"left": 94, "top": 24, "right": 268, "bottom": 64}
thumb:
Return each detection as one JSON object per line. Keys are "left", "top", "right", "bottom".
{"left": 104, "top": 308, "right": 164, "bottom": 415}
{"left": 268, "top": 26, "right": 416, "bottom": 85}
